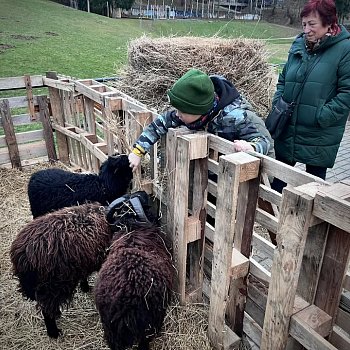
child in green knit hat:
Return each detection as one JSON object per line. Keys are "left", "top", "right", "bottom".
{"left": 129, "top": 69, "right": 273, "bottom": 171}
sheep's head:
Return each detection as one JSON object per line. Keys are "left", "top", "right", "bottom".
{"left": 106, "top": 191, "right": 156, "bottom": 230}
{"left": 99, "top": 154, "right": 133, "bottom": 199}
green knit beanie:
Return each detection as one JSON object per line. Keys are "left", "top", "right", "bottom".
{"left": 167, "top": 69, "right": 215, "bottom": 115}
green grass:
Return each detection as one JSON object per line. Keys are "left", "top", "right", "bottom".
{"left": 0, "top": 0, "right": 300, "bottom": 79}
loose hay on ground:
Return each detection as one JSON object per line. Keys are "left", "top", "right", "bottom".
{"left": 0, "top": 163, "right": 218, "bottom": 350}
{"left": 113, "top": 35, "right": 276, "bottom": 117}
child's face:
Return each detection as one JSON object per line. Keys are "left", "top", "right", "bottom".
{"left": 176, "top": 110, "right": 201, "bottom": 125}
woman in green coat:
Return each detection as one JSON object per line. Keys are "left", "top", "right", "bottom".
{"left": 271, "top": 0, "right": 350, "bottom": 192}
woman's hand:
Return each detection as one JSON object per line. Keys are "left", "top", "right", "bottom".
{"left": 128, "top": 153, "right": 141, "bottom": 172}
{"left": 233, "top": 140, "right": 255, "bottom": 152}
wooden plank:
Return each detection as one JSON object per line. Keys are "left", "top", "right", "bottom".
{"left": 293, "top": 305, "right": 332, "bottom": 338}
{"left": 260, "top": 187, "right": 314, "bottom": 350}
{"left": 0, "top": 95, "right": 42, "bottom": 109}
{"left": 208, "top": 134, "right": 236, "bottom": 155}
{"left": 243, "top": 312, "right": 263, "bottom": 347}
{"left": 2, "top": 113, "right": 38, "bottom": 126}
{"left": 82, "top": 96, "right": 98, "bottom": 171}
{"left": 0, "top": 141, "right": 47, "bottom": 164}
{"left": 186, "top": 217, "right": 201, "bottom": 243}
{"left": 0, "top": 99, "right": 21, "bottom": 169}
{"left": 205, "top": 222, "right": 215, "bottom": 243}
{"left": 297, "top": 222, "right": 329, "bottom": 303}
{"left": 43, "top": 77, "right": 74, "bottom": 91}
{"left": 207, "top": 201, "right": 216, "bottom": 219}
{"left": 226, "top": 157, "right": 260, "bottom": 337}
{"left": 208, "top": 179, "right": 217, "bottom": 196}
{"left": 313, "top": 183, "right": 350, "bottom": 232}
{"left": 0, "top": 130, "right": 44, "bottom": 147}
{"left": 314, "top": 225, "right": 350, "bottom": 320}
{"left": 289, "top": 316, "right": 338, "bottom": 350}
{"left": 172, "top": 136, "right": 190, "bottom": 304}
{"left": 248, "top": 278, "right": 336, "bottom": 350}
{"left": 208, "top": 157, "right": 218, "bottom": 174}
{"left": 249, "top": 258, "right": 271, "bottom": 285}
{"left": 0, "top": 75, "right": 43, "bottom": 90}
{"left": 252, "top": 232, "right": 275, "bottom": 260}
{"left": 183, "top": 133, "right": 208, "bottom": 160}
{"left": 46, "top": 71, "right": 69, "bottom": 164}
{"left": 208, "top": 153, "right": 256, "bottom": 348}
{"left": 230, "top": 248, "right": 249, "bottom": 279}
{"left": 79, "top": 133, "right": 108, "bottom": 162}
{"left": 24, "top": 75, "right": 35, "bottom": 120}
{"left": 255, "top": 207, "right": 278, "bottom": 234}
{"left": 335, "top": 308, "right": 350, "bottom": 334}
{"left": 259, "top": 183, "right": 282, "bottom": 207}
{"left": 208, "top": 154, "right": 241, "bottom": 349}
{"left": 252, "top": 152, "right": 328, "bottom": 187}
{"left": 38, "top": 95, "right": 57, "bottom": 162}
{"left": 340, "top": 290, "right": 350, "bottom": 313}
{"left": 329, "top": 325, "right": 350, "bottom": 350}
{"left": 187, "top": 154, "right": 208, "bottom": 302}
{"left": 234, "top": 175, "right": 260, "bottom": 256}
{"left": 344, "top": 272, "right": 350, "bottom": 291}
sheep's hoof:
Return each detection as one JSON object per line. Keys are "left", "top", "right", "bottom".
{"left": 80, "top": 279, "right": 90, "bottom": 293}
{"left": 47, "top": 327, "right": 62, "bottom": 339}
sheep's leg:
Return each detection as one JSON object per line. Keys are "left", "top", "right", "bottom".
{"left": 137, "top": 337, "right": 150, "bottom": 350}
{"left": 80, "top": 278, "right": 90, "bottom": 292}
{"left": 43, "top": 310, "right": 62, "bottom": 338}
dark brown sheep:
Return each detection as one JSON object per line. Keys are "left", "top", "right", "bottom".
{"left": 10, "top": 203, "right": 112, "bottom": 338}
{"left": 94, "top": 196, "right": 175, "bottom": 350}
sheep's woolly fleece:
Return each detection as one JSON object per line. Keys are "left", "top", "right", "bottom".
{"left": 112, "top": 35, "right": 277, "bottom": 117}
{"left": 0, "top": 162, "right": 217, "bottom": 350}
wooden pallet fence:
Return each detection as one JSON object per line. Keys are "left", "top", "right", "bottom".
{"left": 2, "top": 74, "right": 350, "bottom": 350}
{"left": 0, "top": 74, "right": 159, "bottom": 183}
{"left": 160, "top": 132, "right": 350, "bottom": 350}
{"left": 0, "top": 74, "right": 57, "bottom": 168}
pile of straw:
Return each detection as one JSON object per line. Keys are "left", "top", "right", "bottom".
{"left": 113, "top": 35, "right": 276, "bottom": 117}
{"left": 0, "top": 163, "right": 220, "bottom": 350}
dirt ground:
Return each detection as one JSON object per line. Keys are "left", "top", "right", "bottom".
{"left": 0, "top": 162, "right": 215, "bottom": 350}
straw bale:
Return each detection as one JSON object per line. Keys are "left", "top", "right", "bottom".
{"left": 114, "top": 35, "right": 276, "bottom": 117}
{"left": 0, "top": 163, "right": 225, "bottom": 350}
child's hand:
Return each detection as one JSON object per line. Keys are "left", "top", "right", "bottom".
{"left": 128, "top": 153, "right": 141, "bottom": 172}
{"left": 233, "top": 140, "right": 255, "bottom": 152}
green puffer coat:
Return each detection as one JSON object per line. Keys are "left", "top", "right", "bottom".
{"left": 273, "top": 25, "right": 350, "bottom": 168}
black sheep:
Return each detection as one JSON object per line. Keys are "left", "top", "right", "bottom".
{"left": 10, "top": 203, "right": 113, "bottom": 338}
{"left": 94, "top": 194, "right": 175, "bottom": 350}
{"left": 28, "top": 154, "right": 133, "bottom": 218}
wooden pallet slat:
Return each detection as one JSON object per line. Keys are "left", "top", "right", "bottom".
{"left": 261, "top": 187, "right": 314, "bottom": 350}
{"left": 0, "top": 99, "right": 21, "bottom": 169}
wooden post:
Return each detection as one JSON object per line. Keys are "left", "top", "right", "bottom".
{"left": 0, "top": 99, "right": 21, "bottom": 169}
{"left": 312, "top": 183, "right": 350, "bottom": 322}
{"left": 294, "top": 182, "right": 330, "bottom": 304}
{"left": 185, "top": 133, "right": 208, "bottom": 302}
{"left": 165, "top": 127, "right": 192, "bottom": 237}
{"left": 124, "top": 110, "right": 153, "bottom": 191}
{"left": 314, "top": 225, "right": 350, "bottom": 320}
{"left": 260, "top": 187, "right": 314, "bottom": 350}
{"left": 172, "top": 136, "right": 191, "bottom": 304}
{"left": 24, "top": 74, "right": 35, "bottom": 121}
{"left": 208, "top": 152, "right": 259, "bottom": 349}
{"left": 226, "top": 163, "right": 260, "bottom": 336}
{"left": 83, "top": 95, "right": 98, "bottom": 172}
{"left": 37, "top": 95, "right": 57, "bottom": 162}
{"left": 46, "top": 72, "right": 69, "bottom": 164}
